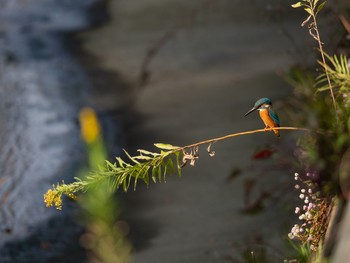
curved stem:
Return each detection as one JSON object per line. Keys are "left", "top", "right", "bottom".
{"left": 176, "top": 127, "right": 310, "bottom": 151}
{"left": 309, "top": 1, "right": 338, "bottom": 120}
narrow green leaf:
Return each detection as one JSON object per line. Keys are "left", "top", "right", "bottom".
{"left": 123, "top": 177, "right": 128, "bottom": 191}
{"left": 126, "top": 170, "right": 133, "bottom": 190}
{"left": 323, "top": 51, "right": 332, "bottom": 62}
{"left": 116, "top": 172, "right": 125, "bottom": 187}
{"left": 339, "top": 54, "right": 346, "bottom": 74}
{"left": 122, "top": 171, "right": 130, "bottom": 183}
{"left": 133, "top": 170, "right": 140, "bottom": 190}
{"left": 110, "top": 176, "right": 119, "bottom": 192}
{"left": 167, "top": 158, "right": 175, "bottom": 173}
{"left": 116, "top": 157, "right": 129, "bottom": 168}
{"left": 99, "top": 171, "right": 117, "bottom": 176}
{"left": 137, "top": 149, "right": 160, "bottom": 156}
{"left": 163, "top": 164, "right": 168, "bottom": 179}
{"left": 152, "top": 166, "right": 158, "bottom": 182}
{"left": 158, "top": 166, "right": 162, "bottom": 182}
{"left": 144, "top": 167, "right": 150, "bottom": 185}
{"left": 304, "top": 7, "right": 312, "bottom": 15}
{"left": 136, "top": 165, "right": 149, "bottom": 190}
{"left": 151, "top": 166, "right": 157, "bottom": 183}
{"left": 105, "top": 160, "right": 118, "bottom": 171}
{"left": 133, "top": 155, "right": 152, "bottom": 160}
{"left": 316, "top": 1, "right": 326, "bottom": 15}
{"left": 333, "top": 54, "right": 340, "bottom": 69}
{"left": 154, "top": 143, "right": 180, "bottom": 150}
{"left": 123, "top": 149, "right": 140, "bottom": 164}
{"left": 317, "top": 86, "right": 332, "bottom": 92}
{"left": 177, "top": 166, "right": 182, "bottom": 177}
{"left": 341, "top": 55, "right": 349, "bottom": 74}
{"left": 313, "top": 0, "right": 319, "bottom": 7}
{"left": 151, "top": 175, "right": 157, "bottom": 183}
{"left": 291, "top": 2, "right": 303, "bottom": 8}
{"left": 143, "top": 174, "right": 149, "bottom": 187}
{"left": 175, "top": 152, "right": 182, "bottom": 177}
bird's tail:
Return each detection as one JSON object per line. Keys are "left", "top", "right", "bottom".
{"left": 273, "top": 128, "right": 280, "bottom": 137}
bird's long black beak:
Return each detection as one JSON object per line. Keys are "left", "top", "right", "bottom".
{"left": 244, "top": 107, "right": 258, "bottom": 116}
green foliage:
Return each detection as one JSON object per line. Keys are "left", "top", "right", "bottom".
{"left": 291, "top": 0, "right": 326, "bottom": 17}
{"left": 285, "top": 64, "right": 349, "bottom": 194}
{"left": 44, "top": 143, "right": 183, "bottom": 209}
{"left": 286, "top": 240, "right": 329, "bottom": 263}
{"left": 79, "top": 180, "right": 132, "bottom": 263}
{"left": 73, "top": 106, "right": 132, "bottom": 263}
{"left": 287, "top": 240, "right": 312, "bottom": 263}
{"left": 81, "top": 144, "right": 182, "bottom": 192}
{"left": 316, "top": 53, "right": 350, "bottom": 96}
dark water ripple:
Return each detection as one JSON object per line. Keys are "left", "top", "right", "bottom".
{"left": 0, "top": 1, "right": 110, "bottom": 261}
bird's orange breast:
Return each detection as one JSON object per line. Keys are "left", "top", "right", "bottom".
{"left": 259, "top": 109, "right": 278, "bottom": 128}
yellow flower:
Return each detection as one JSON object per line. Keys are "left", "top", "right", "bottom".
{"left": 43, "top": 188, "right": 62, "bottom": 210}
{"left": 43, "top": 189, "right": 54, "bottom": 207}
{"left": 79, "top": 107, "right": 101, "bottom": 144}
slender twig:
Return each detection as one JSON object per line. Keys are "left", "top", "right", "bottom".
{"left": 292, "top": 0, "right": 338, "bottom": 119}
{"left": 309, "top": 1, "right": 338, "bottom": 119}
{"left": 175, "top": 127, "right": 310, "bottom": 152}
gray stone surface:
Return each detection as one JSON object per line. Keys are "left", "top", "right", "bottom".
{"left": 80, "top": 0, "right": 312, "bottom": 262}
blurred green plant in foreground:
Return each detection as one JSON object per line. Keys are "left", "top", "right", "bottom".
{"left": 76, "top": 108, "right": 132, "bottom": 262}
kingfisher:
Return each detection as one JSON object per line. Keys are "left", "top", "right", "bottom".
{"left": 244, "top": 98, "right": 280, "bottom": 137}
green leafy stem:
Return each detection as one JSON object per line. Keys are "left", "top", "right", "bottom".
{"left": 44, "top": 127, "right": 309, "bottom": 209}
{"left": 292, "top": 0, "right": 338, "bottom": 118}
{"left": 316, "top": 53, "right": 350, "bottom": 95}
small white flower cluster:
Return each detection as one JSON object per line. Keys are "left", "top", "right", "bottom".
{"left": 288, "top": 172, "right": 319, "bottom": 242}
{"left": 288, "top": 224, "right": 303, "bottom": 239}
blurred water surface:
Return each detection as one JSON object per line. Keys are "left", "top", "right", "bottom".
{"left": 0, "top": 1, "right": 106, "bottom": 262}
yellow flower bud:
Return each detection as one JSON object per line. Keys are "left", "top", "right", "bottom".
{"left": 79, "top": 107, "right": 101, "bottom": 144}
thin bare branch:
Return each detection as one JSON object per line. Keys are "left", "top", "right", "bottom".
{"left": 175, "top": 127, "right": 311, "bottom": 152}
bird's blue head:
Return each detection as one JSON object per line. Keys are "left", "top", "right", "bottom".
{"left": 245, "top": 98, "right": 273, "bottom": 116}
{"left": 254, "top": 98, "right": 272, "bottom": 108}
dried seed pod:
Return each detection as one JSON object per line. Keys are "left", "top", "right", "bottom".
{"left": 207, "top": 142, "right": 216, "bottom": 157}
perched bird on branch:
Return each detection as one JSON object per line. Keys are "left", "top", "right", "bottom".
{"left": 245, "top": 98, "right": 280, "bottom": 137}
